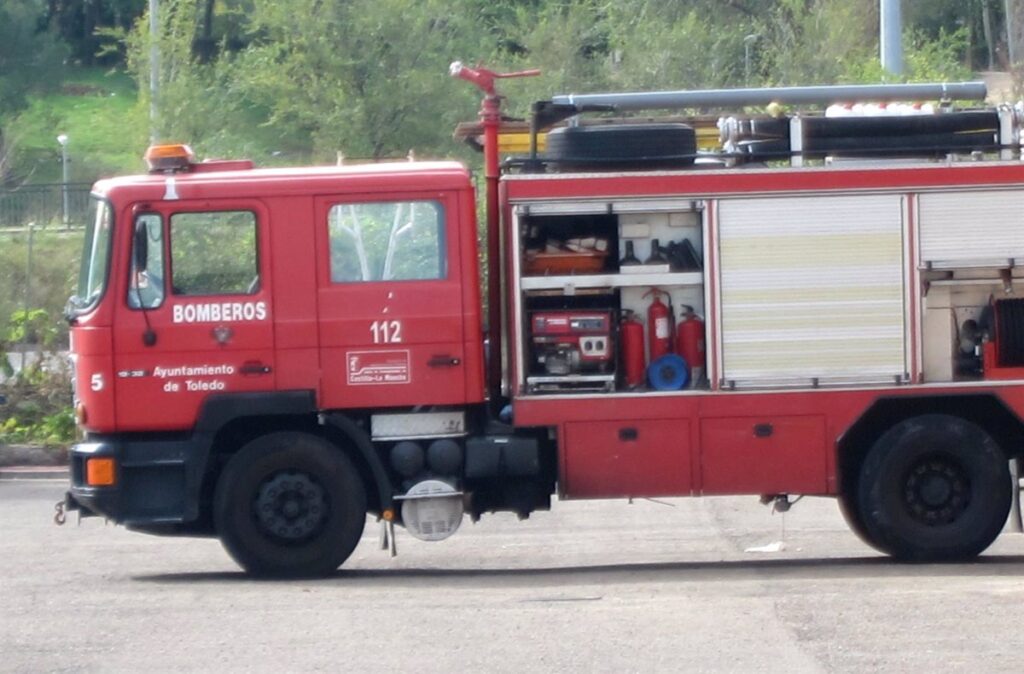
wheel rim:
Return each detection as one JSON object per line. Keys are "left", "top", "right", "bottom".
{"left": 902, "top": 454, "right": 971, "bottom": 526}
{"left": 252, "top": 470, "right": 329, "bottom": 543}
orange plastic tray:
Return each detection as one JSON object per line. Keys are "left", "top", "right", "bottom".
{"left": 524, "top": 250, "right": 607, "bottom": 274}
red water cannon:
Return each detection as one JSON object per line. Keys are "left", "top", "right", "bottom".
{"left": 449, "top": 61, "right": 541, "bottom": 96}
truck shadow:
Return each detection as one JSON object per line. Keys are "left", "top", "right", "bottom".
{"left": 133, "top": 554, "right": 1024, "bottom": 587}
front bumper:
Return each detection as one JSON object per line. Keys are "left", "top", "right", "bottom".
{"left": 68, "top": 434, "right": 211, "bottom": 530}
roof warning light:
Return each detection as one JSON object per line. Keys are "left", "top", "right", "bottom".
{"left": 144, "top": 144, "right": 196, "bottom": 173}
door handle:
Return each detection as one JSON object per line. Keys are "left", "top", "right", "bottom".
{"left": 428, "top": 355, "right": 461, "bottom": 368}
{"left": 240, "top": 360, "right": 272, "bottom": 376}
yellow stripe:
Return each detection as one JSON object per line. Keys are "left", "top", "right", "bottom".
{"left": 500, "top": 128, "right": 722, "bottom": 154}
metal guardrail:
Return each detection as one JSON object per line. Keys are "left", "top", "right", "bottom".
{"left": 0, "top": 183, "right": 92, "bottom": 229}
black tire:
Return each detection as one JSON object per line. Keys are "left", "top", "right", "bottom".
{"left": 837, "top": 490, "right": 890, "bottom": 554}
{"left": 857, "top": 414, "right": 1012, "bottom": 561}
{"left": 545, "top": 123, "right": 697, "bottom": 170}
{"left": 214, "top": 432, "right": 367, "bottom": 577}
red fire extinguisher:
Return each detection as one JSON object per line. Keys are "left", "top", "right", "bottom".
{"left": 676, "top": 304, "right": 706, "bottom": 383}
{"left": 619, "top": 310, "right": 645, "bottom": 388}
{"left": 644, "top": 288, "right": 673, "bottom": 361}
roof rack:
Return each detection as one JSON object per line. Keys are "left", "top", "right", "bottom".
{"left": 550, "top": 81, "right": 988, "bottom": 111}
{"left": 510, "top": 81, "right": 1019, "bottom": 171}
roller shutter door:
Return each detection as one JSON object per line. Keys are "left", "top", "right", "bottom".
{"left": 718, "top": 194, "right": 906, "bottom": 386}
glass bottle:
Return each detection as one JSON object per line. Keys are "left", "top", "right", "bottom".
{"left": 644, "top": 238, "right": 668, "bottom": 265}
{"left": 620, "top": 240, "right": 641, "bottom": 267}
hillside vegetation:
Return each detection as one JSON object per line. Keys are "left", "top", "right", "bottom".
{"left": 2, "top": 0, "right": 1019, "bottom": 185}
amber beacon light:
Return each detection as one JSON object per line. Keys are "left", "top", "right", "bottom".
{"left": 144, "top": 143, "right": 196, "bottom": 172}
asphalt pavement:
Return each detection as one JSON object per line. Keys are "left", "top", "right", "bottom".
{"left": 3, "top": 479, "right": 1024, "bottom": 672}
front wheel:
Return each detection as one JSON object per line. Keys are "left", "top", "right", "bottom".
{"left": 857, "top": 414, "right": 1011, "bottom": 561}
{"left": 214, "top": 432, "right": 367, "bottom": 577}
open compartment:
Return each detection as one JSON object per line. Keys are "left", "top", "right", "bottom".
{"left": 513, "top": 200, "right": 707, "bottom": 394}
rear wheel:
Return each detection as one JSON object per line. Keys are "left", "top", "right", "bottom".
{"left": 857, "top": 414, "right": 1011, "bottom": 561}
{"left": 214, "top": 432, "right": 367, "bottom": 577}
{"left": 837, "top": 489, "right": 889, "bottom": 554}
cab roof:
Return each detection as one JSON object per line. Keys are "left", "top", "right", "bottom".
{"left": 92, "top": 161, "right": 472, "bottom": 202}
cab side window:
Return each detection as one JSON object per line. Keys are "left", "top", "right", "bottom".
{"left": 170, "top": 211, "right": 259, "bottom": 295}
{"left": 328, "top": 200, "right": 445, "bottom": 283}
{"left": 127, "top": 213, "right": 165, "bottom": 309}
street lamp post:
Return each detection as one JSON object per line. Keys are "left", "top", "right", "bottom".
{"left": 150, "top": 0, "right": 159, "bottom": 142}
{"left": 57, "top": 134, "right": 69, "bottom": 227}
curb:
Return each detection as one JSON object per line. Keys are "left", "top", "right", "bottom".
{"left": 0, "top": 444, "right": 69, "bottom": 468}
{"left": 0, "top": 465, "right": 68, "bottom": 480}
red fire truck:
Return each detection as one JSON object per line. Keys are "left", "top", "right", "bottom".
{"left": 62, "top": 65, "right": 1024, "bottom": 576}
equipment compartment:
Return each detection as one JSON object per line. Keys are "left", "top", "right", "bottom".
{"left": 514, "top": 201, "right": 708, "bottom": 395}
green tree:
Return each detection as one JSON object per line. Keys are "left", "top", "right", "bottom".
{"left": 753, "top": 0, "right": 878, "bottom": 85}
{"left": 234, "top": 0, "right": 485, "bottom": 159}
{"left": 46, "top": 0, "right": 146, "bottom": 65}
{"left": 0, "top": 0, "right": 65, "bottom": 183}
{"left": 129, "top": 0, "right": 489, "bottom": 161}
{"left": 122, "top": 0, "right": 990, "bottom": 166}
{"left": 604, "top": 1, "right": 755, "bottom": 91}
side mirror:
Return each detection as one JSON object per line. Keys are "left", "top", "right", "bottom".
{"left": 133, "top": 219, "right": 149, "bottom": 273}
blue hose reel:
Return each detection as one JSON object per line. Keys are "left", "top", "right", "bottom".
{"left": 647, "top": 353, "right": 689, "bottom": 390}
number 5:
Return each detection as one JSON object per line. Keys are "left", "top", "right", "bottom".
{"left": 90, "top": 373, "right": 104, "bottom": 392}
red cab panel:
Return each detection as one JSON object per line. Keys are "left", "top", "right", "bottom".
{"left": 111, "top": 199, "right": 275, "bottom": 432}
{"left": 314, "top": 192, "right": 480, "bottom": 409}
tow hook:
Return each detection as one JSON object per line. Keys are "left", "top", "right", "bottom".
{"left": 760, "top": 494, "right": 804, "bottom": 513}
{"left": 54, "top": 500, "right": 67, "bottom": 526}
{"left": 55, "top": 492, "right": 84, "bottom": 526}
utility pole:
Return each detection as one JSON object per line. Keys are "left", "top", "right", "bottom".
{"left": 1007, "top": 0, "right": 1017, "bottom": 68}
{"left": 150, "top": 0, "right": 159, "bottom": 142}
{"left": 744, "top": 35, "right": 760, "bottom": 86}
{"left": 880, "top": 0, "right": 904, "bottom": 75}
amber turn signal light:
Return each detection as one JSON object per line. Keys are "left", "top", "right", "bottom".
{"left": 86, "top": 457, "right": 117, "bottom": 487}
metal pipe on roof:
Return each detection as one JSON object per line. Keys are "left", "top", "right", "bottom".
{"left": 551, "top": 82, "right": 988, "bottom": 111}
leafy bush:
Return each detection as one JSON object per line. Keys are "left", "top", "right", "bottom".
{"left": 0, "top": 307, "right": 75, "bottom": 447}
{"left": 0, "top": 359, "right": 75, "bottom": 446}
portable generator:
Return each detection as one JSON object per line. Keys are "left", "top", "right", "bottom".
{"left": 526, "top": 311, "right": 616, "bottom": 392}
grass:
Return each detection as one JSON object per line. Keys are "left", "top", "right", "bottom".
{"left": 7, "top": 64, "right": 317, "bottom": 185}
{"left": 9, "top": 67, "right": 149, "bottom": 184}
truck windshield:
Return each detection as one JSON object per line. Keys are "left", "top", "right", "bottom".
{"left": 67, "top": 196, "right": 113, "bottom": 316}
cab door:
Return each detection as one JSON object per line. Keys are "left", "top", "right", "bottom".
{"left": 112, "top": 200, "right": 275, "bottom": 431}
{"left": 314, "top": 192, "right": 468, "bottom": 409}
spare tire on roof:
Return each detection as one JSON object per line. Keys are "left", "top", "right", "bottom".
{"left": 545, "top": 123, "right": 697, "bottom": 171}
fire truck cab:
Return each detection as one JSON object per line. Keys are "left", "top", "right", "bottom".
{"left": 66, "top": 151, "right": 506, "bottom": 572}
{"left": 64, "top": 73, "right": 1024, "bottom": 576}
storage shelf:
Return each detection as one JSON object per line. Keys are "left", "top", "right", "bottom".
{"left": 521, "top": 271, "right": 702, "bottom": 291}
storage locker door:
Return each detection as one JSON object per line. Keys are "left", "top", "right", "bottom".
{"left": 919, "top": 190, "right": 1024, "bottom": 265}
{"left": 717, "top": 195, "right": 906, "bottom": 386}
